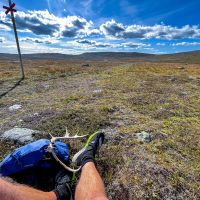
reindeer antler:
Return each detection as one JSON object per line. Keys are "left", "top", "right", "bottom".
{"left": 48, "top": 127, "right": 88, "bottom": 172}
{"left": 50, "top": 127, "right": 88, "bottom": 143}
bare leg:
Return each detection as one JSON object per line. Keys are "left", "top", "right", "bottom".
{"left": 0, "top": 178, "right": 56, "bottom": 200}
{"left": 75, "top": 162, "right": 108, "bottom": 200}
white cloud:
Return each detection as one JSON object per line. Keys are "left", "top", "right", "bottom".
{"left": 100, "top": 20, "right": 200, "bottom": 40}
{"left": 122, "top": 42, "right": 151, "bottom": 49}
{"left": 20, "top": 37, "right": 58, "bottom": 44}
{"left": 1, "top": 9, "right": 200, "bottom": 54}
{"left": 0, "top": 24, "right": 11, "bottom": 31}
{"left": 1, "top": 10, "right": 200, "bottom": 41}
{"left": 171, "top": 42, "right": 200, "bottom": 46}
{"left": 63, "top": 39, "right": 151, "bottom": 50}
{"left": 100, "top": 19, "right": 125, "bottom": 37}
{"left": 0, "top": 39, "right": 81, "bottom": 54}
{"left": 65, "top": 39, "right": 115, "bottom": 49}
{"left": 156, "top": 43, "right": 166, "bottom": 46}
{"left": 0, "top": 37, "right": 5, "bottom": 43}
{"left": 0, "top": 10, "right": 97, "bottom": 38}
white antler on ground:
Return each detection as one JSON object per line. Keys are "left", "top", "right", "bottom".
{"left": 48, "top": 127, "right": 88, "bottom": 172}
{"left": 47, "top": 143, "right": 81, "bottom": 172}
{"left": 50, "top": 127, "right": 88, "bottom": 143}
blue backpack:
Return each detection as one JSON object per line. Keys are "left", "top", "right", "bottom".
{"left": 0, "top": 139, "right": 70, "bottom": 177}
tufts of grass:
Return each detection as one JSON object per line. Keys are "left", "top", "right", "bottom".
{"left": 36, "top": 106, "right": 110, "bottom": 137}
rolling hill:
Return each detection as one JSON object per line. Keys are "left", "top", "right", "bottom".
{"left": 0, "top": 50, "right": 200, "bottom": 63}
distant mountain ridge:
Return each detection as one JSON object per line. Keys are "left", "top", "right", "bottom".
{"left": 0, "top": 50, "right": 200, "bottom": 63}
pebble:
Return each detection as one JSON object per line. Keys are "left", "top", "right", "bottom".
{"left": 93, "top": 89, "right": 102, "bottom": 94}
{"left": 180, "top": 92, "right": 188, "bottom": 96}
{"left": 8, "top": 104, "right": 22, "bottom": 111}
{"left": 136, "top": 131, "right": 151, "bottom": 143}
{"left": 177, "top": 66, "right": 185, "bottom": 70}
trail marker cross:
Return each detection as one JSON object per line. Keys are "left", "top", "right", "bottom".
{"left": 3, "top": 3, "right": 16, "bottom": 15}
{"left": 2, "top": 0, "right": 25, "bottom": 79}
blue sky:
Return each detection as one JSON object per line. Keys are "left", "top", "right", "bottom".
{"left": 0, "top": 0, "right": 200, "bottom": 54}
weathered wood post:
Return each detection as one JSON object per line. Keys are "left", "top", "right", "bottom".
{"left": 3, "top": 0, "right": 25, "bottom": 79}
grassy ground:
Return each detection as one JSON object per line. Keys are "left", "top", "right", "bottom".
{"left": 0, "top": 60, "right": 200, "bottom": 199}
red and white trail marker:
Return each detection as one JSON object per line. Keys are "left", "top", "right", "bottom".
{"left": 2, "top": 0, "right": 25, "bottom": 79}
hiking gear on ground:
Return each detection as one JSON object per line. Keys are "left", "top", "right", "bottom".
{"left": 72, "top": 131, "right": 105, "bottom": 167}
{"left": 0, "top": 129, "right": 105, "bottom": 195}
{"left": 53, "top": 170, "right": 73, "bottom": 200}
{"left": 0, "top": 139, "right": 69, "bottom": 177}
{"left": 48, "top": 128, "right": 88, "bottom": 172}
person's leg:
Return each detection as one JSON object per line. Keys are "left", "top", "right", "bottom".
{"left": 73, "top": 131, "right": 108, "bottom": 200}
{"left": 75, "top": 162, "right": 108, "bottom": 200}
{"left": 0, "top": 178, "right": 56, "bottom": 200}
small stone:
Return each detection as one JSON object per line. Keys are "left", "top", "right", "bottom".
{"left": 177, "top": 66, "right": 185, "bottom": 70}
{"left": 136, "top": 131, "right": 151, "bottom": 143}
{"left": 82, "top": 64, "right": 90, "bottom": 67}
{"left": 180, "top": 92, "right": 188, "bottom": 96}
{"left": 189, "top": 76, "right": 198, "bottom": 81}
{"left": 168, "top": 75, "right": 177, "bottom": 82}
{"left": 8, "top": 104, "right": 22, "bottom": 111}
{"left": 1, "top": 128, "right": 39, "bottom": 144}
{"left": 93, "top": 89, "right": 102, "bottom": 94}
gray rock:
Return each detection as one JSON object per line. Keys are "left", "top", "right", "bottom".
{"left": 189, "top": 76, "right": 199, "bottom": 81}
{"left": 181, "top": 91, "right": 188, "bottom": 95}
{"left": 136, "top": 131, "right": 151, "bottom": 143}
{"left": 180, "top": 92, "right": 188, "bottom": 96}
{"left": 8, "top": 104, "right": 22, "bottom": 111}
{"left": 1, "top": 128, "right": 39, "bottom": 144}
{"left": 93, "top": 89, "right": 102, "bottom": 94}
{"left": 169, "top": 76, "right": 177, "bottom": 82}
{"left": 82, "top": 64, "right": 90, "bottom": 67}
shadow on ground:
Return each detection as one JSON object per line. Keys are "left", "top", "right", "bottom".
{"left": 0, "top": 77, "right": 24, "bottom": 99}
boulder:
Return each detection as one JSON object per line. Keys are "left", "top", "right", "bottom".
{"left": 1, "top": 128, "right": 39, "bottom": 144}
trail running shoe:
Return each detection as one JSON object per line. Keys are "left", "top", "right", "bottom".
{"left": 53, "top": 170, "right": 73, "bottom": 200}
{"left": 72, "top": 131, "right": 105, "bottom": 167}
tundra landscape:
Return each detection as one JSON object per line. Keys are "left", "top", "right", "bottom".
{"left": 0, "top": 52, "right": 200, "bottom": 199}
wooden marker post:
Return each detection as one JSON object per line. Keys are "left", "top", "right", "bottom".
{"left": 3, "top": 0, "right": 25, "bottom": 79}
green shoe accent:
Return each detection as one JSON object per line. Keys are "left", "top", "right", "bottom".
{"left": 84, "top": 131, "right": 99, "bottom": 148}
